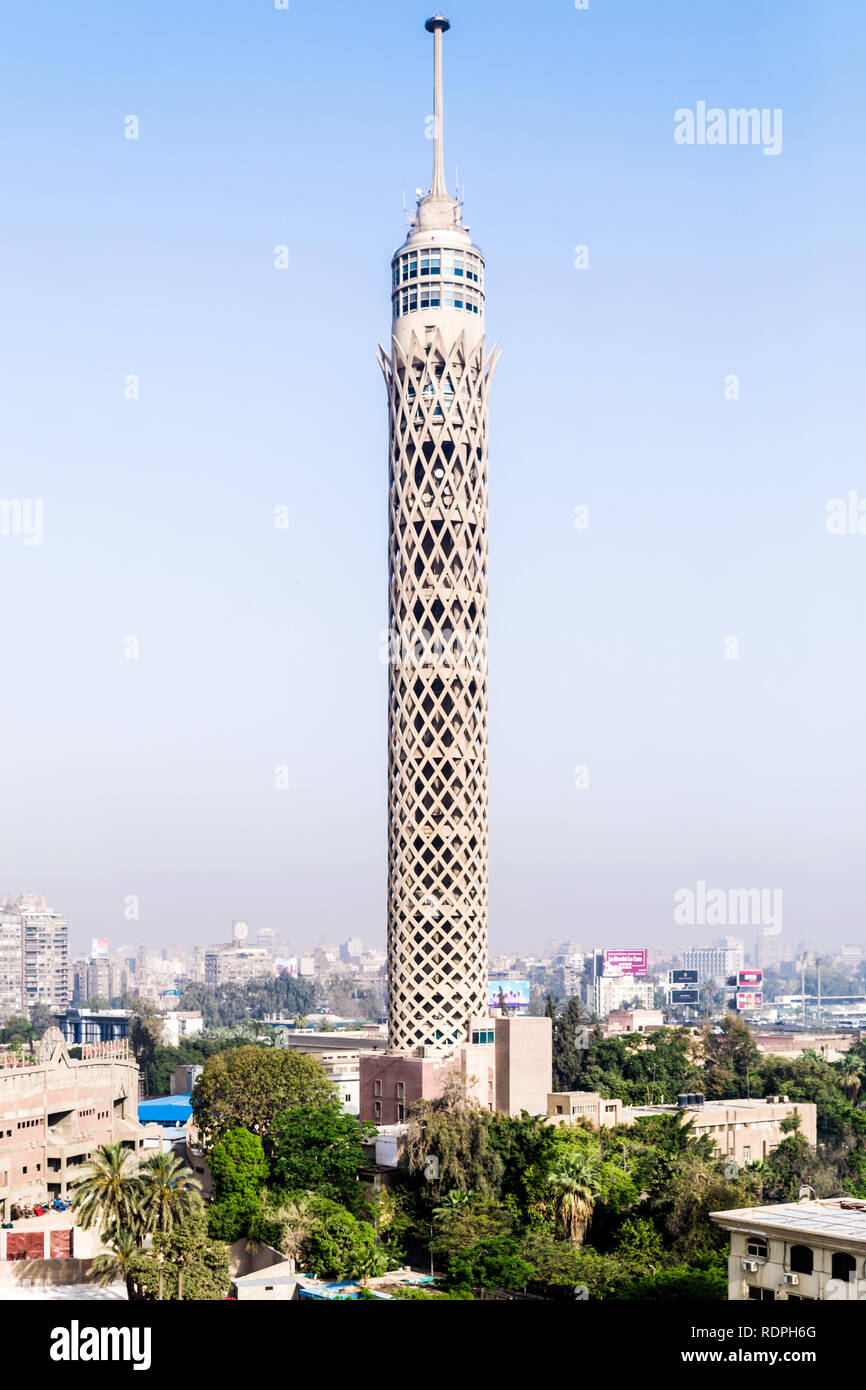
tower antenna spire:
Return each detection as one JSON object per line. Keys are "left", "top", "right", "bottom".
{"left": 425, "top": 15, "right": 450, "bottom": 198}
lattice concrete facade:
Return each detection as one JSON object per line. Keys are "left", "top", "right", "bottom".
{"left": 379, "top": 17, "right": 499, "bottom": 1054}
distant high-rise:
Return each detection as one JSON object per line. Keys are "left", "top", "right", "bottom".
{"left": 379, "top": 16, "right": 499, "bottom": 1054}
{"left": 0, "top": 894, "right": 69, "bottom": 1019}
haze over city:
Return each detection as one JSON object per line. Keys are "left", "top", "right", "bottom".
{"left": 2, "top": 0, "right": 864, "bottom": 959}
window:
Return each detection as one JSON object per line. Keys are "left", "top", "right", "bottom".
{"left": 832, "top": 1252, "right": 857, "bottom": 1283}
{"left": 396, "top": 1081, "right": 405, "bottom": 1099}
{"left": 374, "top": 1079, "right": 382, "bottom": 1097}
{"left": 743, "top": 1146, "right": 751, "bottom": 1162}
{"left": 746, "top": 1237, "right": 769, "bottom": 1260}
{"left": 374, "top": 1101, "right": 382, "bottom": 1120}
{"left": 397, "top": 1104, "right": 405, "bottom": 1122}
{"left": 748, "top": 1288, "right": 775, "bottom": 1301}
{"left": 345, "top": 1093, "right": 351, "bottom": 1103}
{"left": 790, "top": 1245, "right": 813, "bottom": 1276}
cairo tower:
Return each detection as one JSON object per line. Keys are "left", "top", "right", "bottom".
{"left": 379, "top": 16, "right": 498, "bottom": 1056}
{"left": 360, "top": 17, "right": 550, "bottom": 1122}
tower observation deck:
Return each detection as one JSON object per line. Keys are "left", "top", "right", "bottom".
{"left": 379, "top": 16, "right": 500, "bottom": 1055}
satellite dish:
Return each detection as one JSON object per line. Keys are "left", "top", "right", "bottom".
{"left": 233, "top": 921, "right": 248, "bottom": 943}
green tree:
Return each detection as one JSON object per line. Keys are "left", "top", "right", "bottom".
{"left": 191, "top": 1045, "right": 336, "bottom": 1151}
{"left": 406, "top": 1070, "right": 504, "bottom": 1203}
{"left": 70, "top": 1143, "right": 142, "bottom": 1237}
{"left": 430, "top": 1191, "right": 512, "bottom": 1269}
{"left": 614, "top": 1266, "right": 727, "bottom": 1300}
{"left": 130, "top": 1207, "right": 230, "bottom": 1301}
{"left": 446, "top": 1235, "right": 533, "bottom": 1292}
{"left": 121, "top": 996, "right": 165, "bottom": 1093}
{"left": 269, "top": 1101, "right": 374, "bottom": 1203}
{"left": 137, "top": 1152, "right": 202, "bottom": 1236}
{"left": 300, "top": 1196, "right": 384, "bottom": 1281}
{"left": 210, "top": 1127, "right": 269, "bottom": 1200}
{"left": 488, "top": 1111, "right": 559, "bottom": 1228}
{"left": 700, "top": 1015, "right": 760, "bottom": 1098}
{"left": 0, "top": 1016, "right": 34, "bottom": 1047}
{"left": 549, "top": 996, "right": 590, "bottom": 1093}
{"left": 28, "top": 1002, "right": 56, "bottom": 1037}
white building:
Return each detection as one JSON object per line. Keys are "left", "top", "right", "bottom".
{"left": 711, "top": 1198, "right": 866, "bottom": 1301}
{"left": 161, "top": 1011, "right": 204, "bottom": 1047}
{"left": 681, "top": 941, "right": 744, "bottom": 985}
{"left": 590, "top": 973, "right": 655, "bottom": 1016}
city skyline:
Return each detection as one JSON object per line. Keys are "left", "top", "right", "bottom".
{"left": 1, "top": 0, "right": 864, "bottom": 958}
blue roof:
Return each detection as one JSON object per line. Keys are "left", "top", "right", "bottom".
{"left": 138, "top": 1093, "right": 193, "bottom": 1125}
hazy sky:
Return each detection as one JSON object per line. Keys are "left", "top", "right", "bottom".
{"left": 1, "top": 0, "right": 863, "bottom": 959}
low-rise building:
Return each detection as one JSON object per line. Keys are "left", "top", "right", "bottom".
{"left": 0, "top": 1028, "right": 155, "bottom": 1218}
{"left": 54, "top": 1008, "right": 132, "bottom": 1047}
{"left": 603, "top": 1009, "right": 665, "bottom": 1035}
{"left": 358, "top": 1016, "right": 553, "bottom": 1125}
{"left": 711, "top": 1198, "right": 866, "bottom": 1301}
{"left": 160, "top": 1011, "right": 204, "bottom": 1048}
{"left": 623, "top": 1096, "right": 816, "bottom": 1165}
{"left": 547, "top": 1092, "right": 624, "bottom": 1127}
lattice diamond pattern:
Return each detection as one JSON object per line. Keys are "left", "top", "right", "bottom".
{"left": 379, "top": 326, "right": 500, "bottom": 1053}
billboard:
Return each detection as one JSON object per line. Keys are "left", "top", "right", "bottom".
{"left": 671, "top": 969, "right": 698, "bottom": 985}
{"left": 736, "top": 991, "right": 763, "bottom": 1011}
{"left": 671, "top": 988, "right": 699, "bottom": 1004}
{"left": 488, "top": 980, "right": 531, "bottom": 1009}
{"left": 738, "top": 969, "right": 763, "bottom": 987}
{"left": 603, "top": 949, "right": 648, "bottom": 977}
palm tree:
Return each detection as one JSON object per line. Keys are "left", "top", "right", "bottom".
{"left": 548, "top": 1151, "right": 600, "bottom": 1245}
{"left": 90, "top": 1230, "right": 141, "bottom": 1300}
{"left": 434, "top": 1189, "right": 474, "bottom": 1216}
{"left": 138, "top": 1152, "right": 202, "bottom": 1236}
{"left": 839, "top": 1070, "right": 862, "bottom": 1104}
{"left": 71, "top": 1143, "right": 143, "bottom": 1237}
{"left": 272, "top": 1195, "right": 314, "bottom": 1277}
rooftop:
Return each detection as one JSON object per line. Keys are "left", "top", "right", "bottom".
{"left": 712, "top": 1199, "right": 866, "bottom": 1248}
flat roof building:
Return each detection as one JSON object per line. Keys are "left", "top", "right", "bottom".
{"left": 711, "top": 1198, "right": 866, "bottom": 1301}
{"left": 0, "top": 1028, "right": 155, "bottom": 1219}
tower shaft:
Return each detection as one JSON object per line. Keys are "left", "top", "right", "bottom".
{"left": 379, "top": 16, "right": 499, "bottom": 1054}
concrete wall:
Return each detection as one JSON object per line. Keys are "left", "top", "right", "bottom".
{"left": 494, "top": 1017, "right": 552, "bottom": 1117}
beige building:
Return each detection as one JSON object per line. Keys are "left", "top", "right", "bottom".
{"left": 0, "top": 1029, "right": 156, "bottom": 1219}
{"left": 543, "top": 1092, "right": 816, "bottom": 1165}
{"left": 711, "top": 1198, "right": 866, "bottom": 1301}
{"left": 603, "top": 1009, "right": 665, "bottom": 1034}
{"left": 547, "top": 1092, "right": 624, "bottom": 1127}
{"left": 205, "top": 945, "right": 271, "bottom": 989}
{"left": 623, "top": 1097, "right": 816, "bottom": 1165}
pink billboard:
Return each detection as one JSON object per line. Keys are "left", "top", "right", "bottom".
{"left": 603, "top": 949, "right": 648, "bottom": 977}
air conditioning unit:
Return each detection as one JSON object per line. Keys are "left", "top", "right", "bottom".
{"left": 742, "top": 1260, "right": 759, "bottom": 1273}
{"left": 784, "top": 1273, "right": 800, "bottom": 1286}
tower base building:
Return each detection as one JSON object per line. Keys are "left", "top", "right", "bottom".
{"left": 358, "top": 1014, "right": 552, "bottom": 1125}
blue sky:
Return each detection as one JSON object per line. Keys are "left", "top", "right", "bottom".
{"left": 0, "top": 0, "right": 864, "bottom": 959}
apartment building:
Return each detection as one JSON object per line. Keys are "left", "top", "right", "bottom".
{"left": 0, "top": 894, "right": 68, "bottom": 1020}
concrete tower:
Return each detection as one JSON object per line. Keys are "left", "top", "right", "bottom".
{"left": 379, "top": 16, "right": 500, "bottom": 1055}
